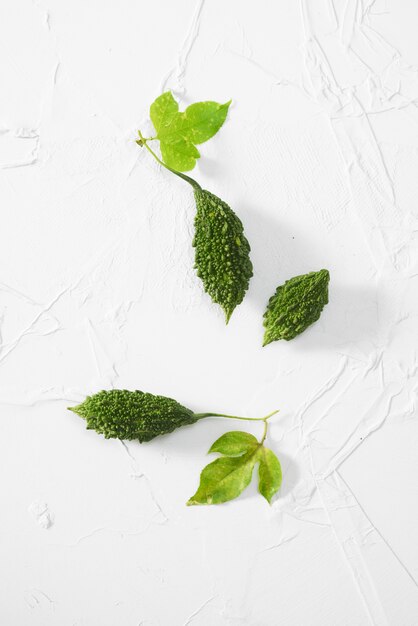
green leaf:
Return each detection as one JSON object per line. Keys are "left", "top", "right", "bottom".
{"left": 160, "top": 136, "right": 200, "bottom": 173}
{"left": 173, "top": 100, "right": 231, "bottom": 145}
{"left": 149, "top": 91, "right": 178, "bottom": 134}
{"left": 187, "top": 451, "right": 258, "bottom": 505}
{"left": 149, "top": 92, "right": 231, "bottom": 171}
{"left": 257, "top": 447, "right": 282, "bottom": 504}
{"left": 208, "top": 430, "right": 258, "bottom": 456}
{"left": 188, "top": 429, "right": 283, "bottom": 506}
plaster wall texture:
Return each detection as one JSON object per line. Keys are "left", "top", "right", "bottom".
{"left": 1, "top": 1, "right": 418, "bottom": 625}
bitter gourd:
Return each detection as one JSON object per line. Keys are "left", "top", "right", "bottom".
{"left": 68, "top": 389, "right": 199, "bottom": 442}
{"left": 263, "top": 269, "right": 330, "bottom": 345}
{"left": 193, "top": 188, "right": 253, "bottom": 322}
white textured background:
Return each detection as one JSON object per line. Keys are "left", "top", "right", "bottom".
{"left": 1, "top": 1, "right": 418, "bottom": 624}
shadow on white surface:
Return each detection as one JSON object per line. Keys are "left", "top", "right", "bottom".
{"left": 237, "top": 203, "right": 319, "bottom": 307}
{"left": 293, "top": 284, "right": 380, "bottom": 354}
{"left": 196, "top": 156, "right": 223, "bottom": 180}
{"left": 276, "top": 451, "right": 300, "bottom": 499}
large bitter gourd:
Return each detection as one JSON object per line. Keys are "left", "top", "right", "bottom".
{"left": 69, "top": 389, "right": 199, "bottom": 442}
{"left": 193, "top": 188, "right": 253, "bottom": 323}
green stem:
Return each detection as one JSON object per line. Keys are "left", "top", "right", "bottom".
{"left": 194, "top": 409, "right": 279, "bottom": 422}
{"left": 260, "top": 419, "right": 268, "bottom": 445}
{"left": 194, "top": 409, "right": 279, "bottom": 446}
{"left": 137, "top": 130, "right": 201, "bottom": 191}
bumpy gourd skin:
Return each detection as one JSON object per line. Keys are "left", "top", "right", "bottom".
{"left": 69, "top": 390, "right": 198, "bottom": 442}
{"left": 263, "top": 269, "right": 330, "bottom": 345}
{"left": 193, "top": 189, "right": 253, "bottom": 323}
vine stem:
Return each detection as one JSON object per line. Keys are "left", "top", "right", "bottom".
{"left": 137, "top": 130, "right": 201, "bottom": 191}
{"left": 193, "top": 409, "right": 279, "bottom": 445}
{"left": 194, "top": 409, "right": 279, "bottom": 422}
{"left": 260, "top": 419, "right": 268, "bottom": 445}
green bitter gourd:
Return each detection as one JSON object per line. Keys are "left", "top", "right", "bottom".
{"left": 68, "top": 389, "right": 199, "bottom": 442}
{"left": 263, "top": 269, "right": 330, "bottom": 345}
{"left": 193, "top": 187, "right": 253, "bottom": 322}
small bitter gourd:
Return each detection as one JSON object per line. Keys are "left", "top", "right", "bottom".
{"left": 68, "top": 389, "right": 199, "bottom": 442}
{"left": 193, "top": 188, "right": 253, "bottom": 323}
{"left": 263, "top": 269, "right": 330, "bottom": 345}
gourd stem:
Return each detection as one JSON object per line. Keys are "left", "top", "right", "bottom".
{"left": 194, "top": 410, "right": 279, "bottom": 445}
{"left": 194, "top": 409, "right": 279, "bottom": 422}
{"left": 137, "top": 130, "right": 202, "bottom": 191}
{"left": 260, "top": 419, "right": 268, "bottom": 445}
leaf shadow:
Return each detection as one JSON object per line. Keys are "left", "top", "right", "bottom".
{"left": 195, "top": 157, "right": 223, "bottom": 181}
{"left": 145, "top": 417, "right": 247, "bottom": 456}
{"left": 275, "top": 451, "right": 300, "bottom": 500}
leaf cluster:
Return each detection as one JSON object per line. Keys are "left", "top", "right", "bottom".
{"left": 149, "top": 91, "right": 231, "bottom": 172}
{"left": 188, "top": 431, "right": 282, "bottom": 505}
